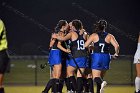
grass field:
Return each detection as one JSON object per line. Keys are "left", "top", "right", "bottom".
{"left": 5, "top": 85, "right": 135, "bottom": 93}
{"left": 3, "top": 56, "right": 136, "bottom": 93}
{"left": 4, "top": 56, "right": 136, "bottom": 85}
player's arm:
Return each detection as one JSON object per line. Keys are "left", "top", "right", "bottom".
{"left": 57, "top": 41, "right": 71, "bottom": 53}
{"left": 52, "top": 32, "right": 72, "bottom": 41}
{"left": 138, "top": 32, "right": 140, "bottom": 43}
{"left": 88, "top": 42, "right": 94, "bottom": 52}
{"left": 110, "top": 34, "right": 120, "bottom": 56}
{"left": 83, "top": 31, "right": 93, "bottom": 52}
{"left": 49, "top": 34, "right": 56, "bottom": 48}
{"left": 83, "top": 31, "right": 89, "bottom": 40}
{"left": 84, "top": 33, "right": 95, "bottom": 48}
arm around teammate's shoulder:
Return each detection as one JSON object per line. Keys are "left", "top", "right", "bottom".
{"left": 84, "top": 33, "right": 97, "bottom": 48}
{"left": 52, "top": 32, "right": 72, "bottom": 41}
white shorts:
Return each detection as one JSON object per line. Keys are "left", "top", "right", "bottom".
{"left": 134, "top": 43, "right": 140, "bottom": 64}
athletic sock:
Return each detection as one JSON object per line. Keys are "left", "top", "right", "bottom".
{"left": 94, "top": 77, "right": 103, "bottom": 84}
{"left": 69, "top": 76, "right": 77, "bottom": 91}
{"left": 59, "top": 79, "right": 64, "bottom": 93}
{"left": 77, "top": 77, "right": 84, "bottom": 92}
{"left": 43, "top": 78, "right": 56, "bottom": 93}
{"left": 94, "top": 77, "right": 103, "bottom": 93}
{"left": 135, "top": 77, "right": 140, "bottom": 92}
{"left": 88, "top": 78, "right": 94, "bottom": 93}
{"left": 96, "top": 82, "right": 101, "bottom": 93}
{"left": 0, "top": 88, "right": 4, "bottom": 93}
{"left": 64, "top": 77, "right": 71, "bottom": 91}
{"left": 52, "top": 79, "right": 60, "bottom": 93}
{"left": 84, "top": 78, "right": 89, "bottom": 92}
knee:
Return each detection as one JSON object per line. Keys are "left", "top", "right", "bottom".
{"left": 77, "top": 72, "right": 82, "bottom": 77}
{"left": 92, "top": 74, "right": 101, "bottom": 79}
{"left": 136, "top": 71, "right": 140, "bottom": 77}
{"left": 67, "top": 71, "right": 74, "bottom": 77}
{"left": 137, "top": 74, "right": 140, "bottom": 77}
{"left": 53, "top": 71, "right": 61, "bottom": 78}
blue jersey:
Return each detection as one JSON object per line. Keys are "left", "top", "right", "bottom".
{"left": 91, "top": 32, "right": 111, "bottom": 70}
{"left": 70, "top": 31, "right": 87, "bottom": 58}
{"left": 94, "top": 32, "right": 110, "bottom": 53}
{"left": 68, "top": 31, "right": 87, "bottom": 68}
{"left": 52, "top": 39, "right": 59, "bottom": 49}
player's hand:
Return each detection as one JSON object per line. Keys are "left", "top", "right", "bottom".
{"left": 66, "top": 49, "right": 71, "bottom": 53}
{"left": 112, "top": 53, "right": 118, "bottom": 59}
{"left": 52, "top": 33, "right": 58, "bottom": 39}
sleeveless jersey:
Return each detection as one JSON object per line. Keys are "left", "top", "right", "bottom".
{"left": 70, "top": 31, "right": 87, "bottom": 58}
{"left": 94, "top": 32, "right": 110, "bottom": 53}
{"left": 51, "top": 39, "right": 59, "bottom": 49}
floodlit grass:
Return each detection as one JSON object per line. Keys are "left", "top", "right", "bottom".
{"left": 4, "top": 56, "right": 136, "bottom": 93}
{"left": 5, "top": 85, "right": 135, "bottom": 93}
{"left": 4, "top": 58, "right": 136, "bottom": 85}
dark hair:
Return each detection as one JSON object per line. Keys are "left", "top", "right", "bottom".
{"left": 54, "top": 20, "right": 67, "bottom": 33}
{"left": 94, "top": 19, "right": 107, "bottom": 33}
{"left": 72, "top": 19, "right": 82, "bottom": 30}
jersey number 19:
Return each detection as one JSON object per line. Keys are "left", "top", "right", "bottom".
{"left": 77, "top": 40, "right": 85, "bottom": 50}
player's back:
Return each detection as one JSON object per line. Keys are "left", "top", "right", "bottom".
{"left": 94, "top": 32, "right": 111, "bottom": 54}
{"left": 70, "top": 31, "right": 87, "bottom": 58}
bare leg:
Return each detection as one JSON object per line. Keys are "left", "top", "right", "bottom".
{"left": 0, "top": 74, "right": 4, "bottom": 93}
{"left": 0, "top": 74, "right": 4, "bottom": 88}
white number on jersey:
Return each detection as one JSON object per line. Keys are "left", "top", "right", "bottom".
{"left": 77, "top": 40, "right": 85, "bottom": 50}
{"left": 99, "top": 43, "right": 105, "bottom": 52}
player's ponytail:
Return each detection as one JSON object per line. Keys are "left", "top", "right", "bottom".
{"left": 94, "top": 19, "right": 107, "bottom": 33}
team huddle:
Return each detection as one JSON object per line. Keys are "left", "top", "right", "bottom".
{"left": 42, "top": 19, "right": 119, "bottom": 93}
{"left": 0, "top": 18, "right": 139, "bottom": 93}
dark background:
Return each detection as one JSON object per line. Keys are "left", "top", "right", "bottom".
{"left": 0, "top": 0, "right": 140, "bottom": 55}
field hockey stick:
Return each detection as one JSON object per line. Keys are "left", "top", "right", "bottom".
{"left": 40, "top": 62, "right": 48, "bottom": 69}
{"left": 69, "top": 53, "right": 85, "bottom": 76}
{"left": 64, "top": 42, "right": 85, "bottom": 76}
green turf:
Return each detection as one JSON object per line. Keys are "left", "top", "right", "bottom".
{"left": 4, "top": 59, "right": 50, "bottom": 84}
{"left": 5, "top": 86, "right": 135, "bottom": 93}
{"left": 4, "top": 56, "right": 136, "bottom": 85}
{"left": 104, "top": 58, "right": 136, "bottom": 84}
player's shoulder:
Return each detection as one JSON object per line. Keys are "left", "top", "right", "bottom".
{"left": 88, "top": 33, "right": 98, "bottom": 40}
{"left": 70, "top": 31, "right": 75, "bottom": 34}
{"left": 106, "top": 33, "right": 114, "bottom": 38}
{"left": 91, "top": 33, "right": 98, "bottom": 36}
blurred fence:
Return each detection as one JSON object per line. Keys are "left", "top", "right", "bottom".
{"left": 4, "top": 55, "right": 135, "bottom": 86}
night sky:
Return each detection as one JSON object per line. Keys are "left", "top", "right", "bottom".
{"left": 0, "top": 0, "right": 140, "bottom": 55}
